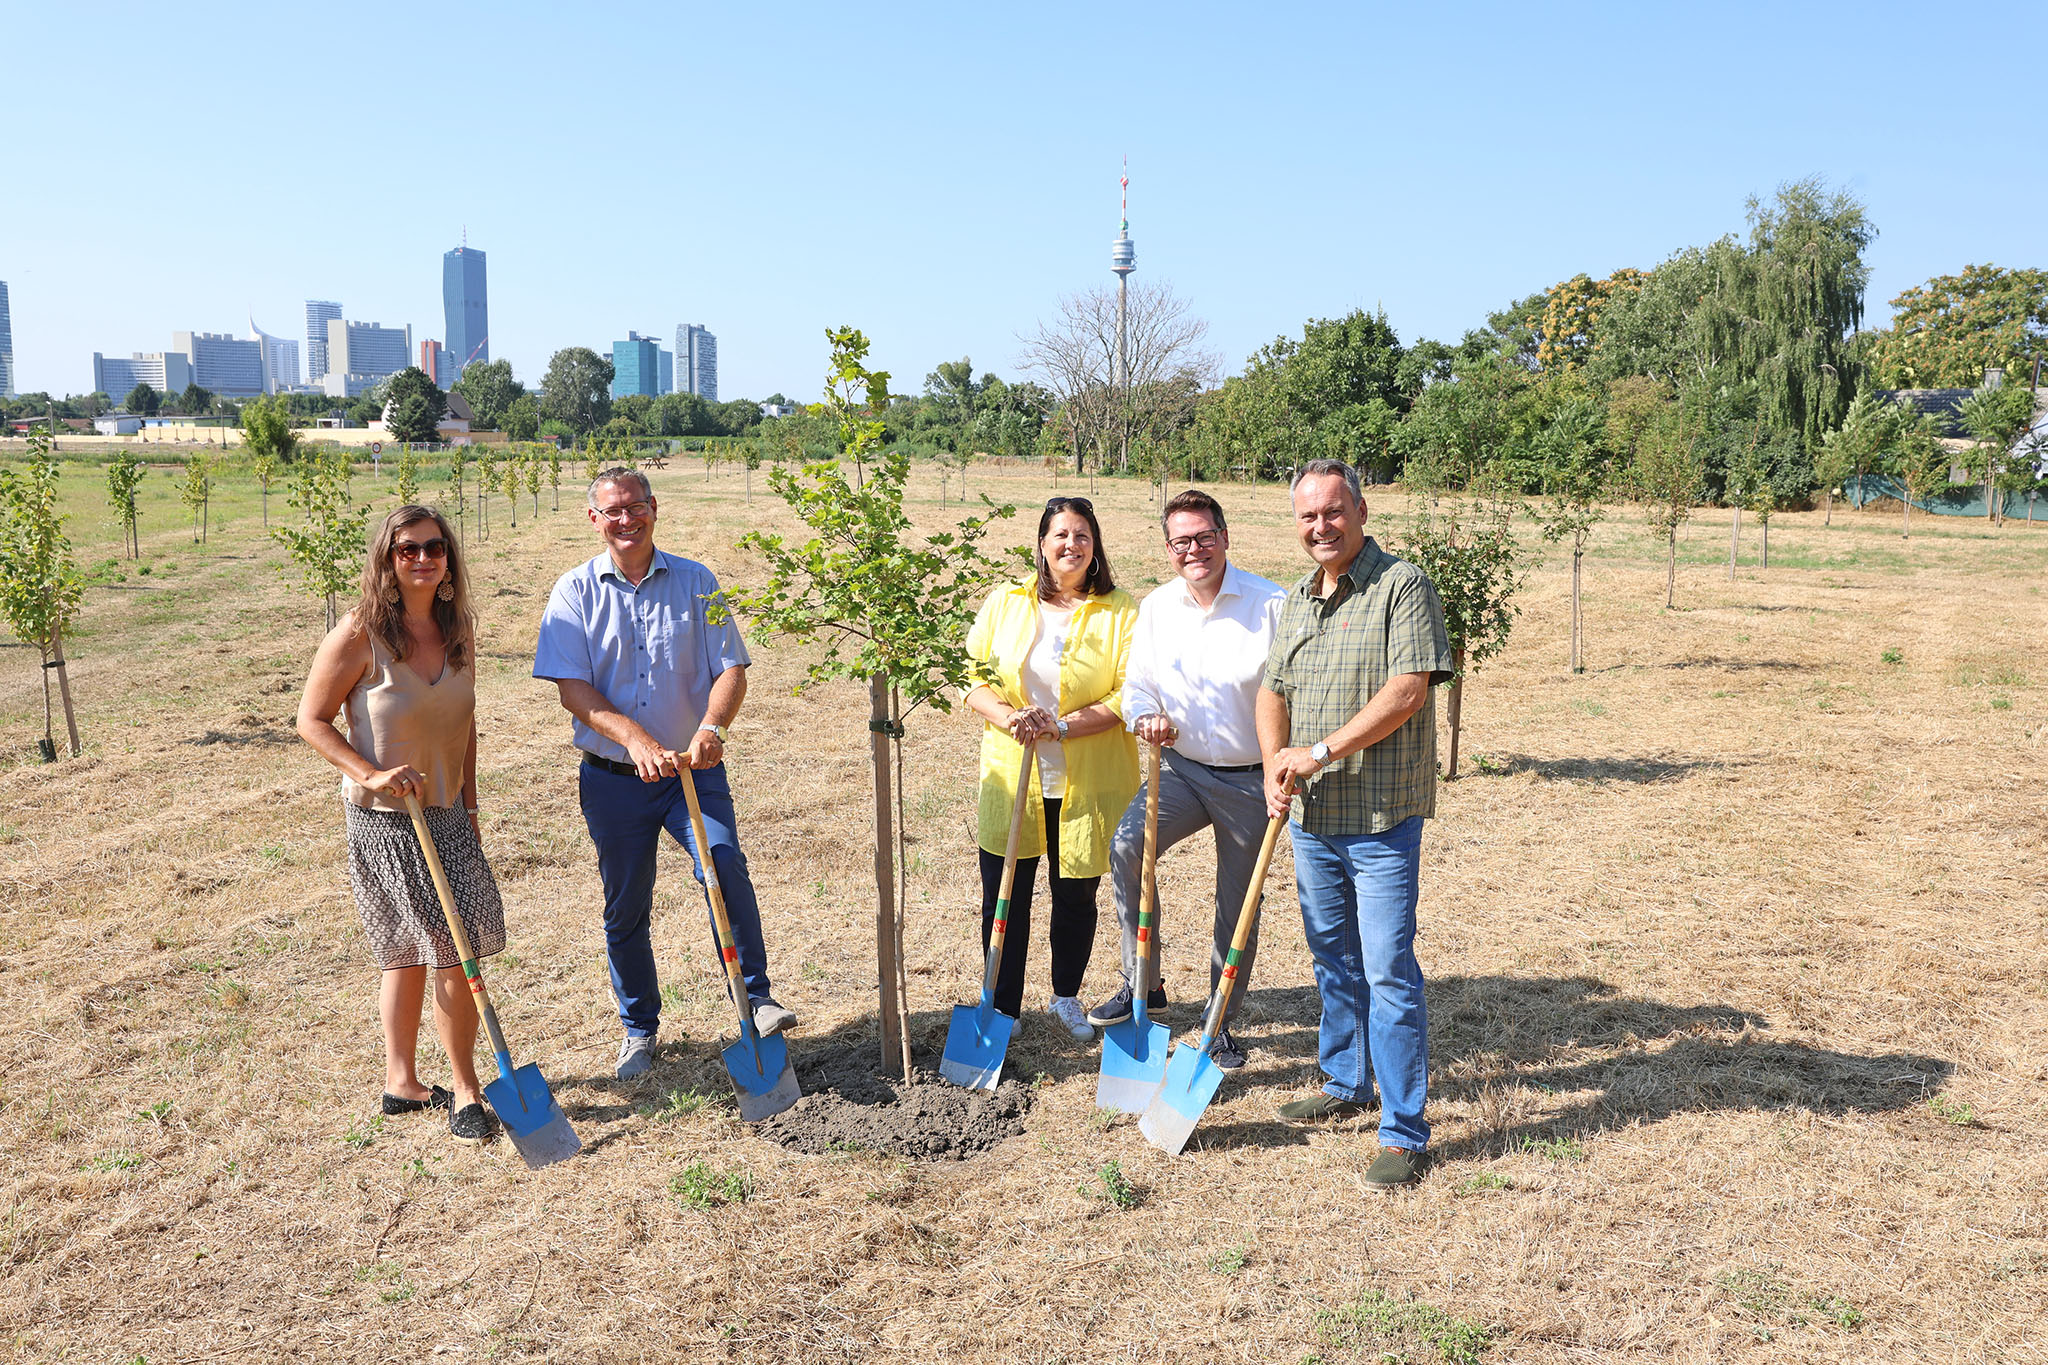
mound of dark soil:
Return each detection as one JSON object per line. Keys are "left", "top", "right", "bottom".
{"left": 757, "top": 1042, "right": 1032, "bottom": 1161}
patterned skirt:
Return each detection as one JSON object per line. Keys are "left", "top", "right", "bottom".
{"left": 343, "top": 803, "right": 507, "bottom": 970}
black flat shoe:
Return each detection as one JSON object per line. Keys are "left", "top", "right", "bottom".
{"left": 381, "top": 1086, "right": 454, "bottom": 1116}
{"left": 450, "top": 1102, "right": 496, "bottom": 1145}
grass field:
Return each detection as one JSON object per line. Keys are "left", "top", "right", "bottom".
{"left": 2, "top": 455, "right": 2044, "bottom": 1363}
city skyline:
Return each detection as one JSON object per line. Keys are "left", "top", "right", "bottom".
{"left": 4, "top": 4, "right": 2046, "bottom": 402}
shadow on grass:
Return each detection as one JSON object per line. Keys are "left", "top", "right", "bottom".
{"left": 1652, "top": 655, "right": 1810, "bottom": 671}
{"left": 1466, "top": 753, "right": 1748, "bottom": 784}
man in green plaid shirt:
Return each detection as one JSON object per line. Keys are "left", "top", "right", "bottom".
{"left": 1256, "top": 458, "right": 1453, "bottom": 1190}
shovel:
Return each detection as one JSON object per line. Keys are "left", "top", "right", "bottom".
{"left": 1097, "top": 741, "right": 1171, "bottom": 1112}
{"left": 678, "top": 764, "right": 802, "bottom": 1122}
{"left": 403, "top": 794, "right": 581, "bottom": 1169}
{"left": 941, "top": 742, "right": 1036, "bottom": 1090}
{"left": 1141, "top": 813, "right": 1285, "bottom": 1156}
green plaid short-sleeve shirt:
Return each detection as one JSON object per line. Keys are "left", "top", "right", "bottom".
{"left": 1261, "top": 537, "right": 1455, "bottom": 835}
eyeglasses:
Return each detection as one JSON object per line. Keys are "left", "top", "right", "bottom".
{"left": 1166, "top": 530, "right": 1221, "bottom": 556}
{"left": 1045, "top": 496, "right": 1094, "bottom": 514}
{"left": 392, "top": 538, "right": 448, "bottom": 562}
{"left": 591, "top": 500, "right": 653, "bottom": 523}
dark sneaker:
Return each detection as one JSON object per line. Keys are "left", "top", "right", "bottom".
{"left": 449, "top": 1102, "right": 496, "bottom": 1145}
{"left": 1276, "top": 1092, "right": 1371, "bottom": 1121}
{"left": 381, "top": 1085, "right": 453, "bottom": 1116}
{"left": 1363, "top": 1145, "right": 1425, "bottom": 1190}
{"left": 1085, "top": 980, "right": 1169, "bottom": 1027}
{"left": 1207, "top": 1029, "right": 1246, "bottom": 1070}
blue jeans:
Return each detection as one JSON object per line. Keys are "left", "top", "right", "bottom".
{"left": 1290, "top": 815, "right": 1428, "bottom": 1151}
{"left": 578, "top": 759, "right": 772, "bottom": 1036}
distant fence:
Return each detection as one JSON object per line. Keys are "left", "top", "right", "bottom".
{"left": 1844, "top": 475, "right": 2045, "bottom": 521}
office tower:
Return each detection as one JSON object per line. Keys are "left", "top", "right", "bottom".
{"left": 612, "top": 332, "right": 662, "bottom": 399}
{"left": 421, "top": 339, "right": 460, "bottom": 389}
{"left": 171, "top": 332, "right": 266, "bottom": 398}
{"left": 0, "top": 280, "right": 12, "bottom": 398}
{"left": 305, "top": 300, "right": 342, "bottom": 381}
{"left": 659, "top": 348, "right": 673, "bottom": 396}
{"left": 322, "top": 319, "right": 413, "bottom": 398}
{"left": 95, "top": 351, "right": 193, "bottom": 400}
{"left": 676, "top": 324, "right": 717, "bottom": 401}
{"left": 249, "top": 315, "right": 300, "bottom": 393}
{"left": 443, "top": 242, "right": 488, "bottom": 373}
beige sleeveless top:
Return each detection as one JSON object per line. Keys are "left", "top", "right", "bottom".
{"left": 341, "top": 632, "right": 475, "bottom": 811}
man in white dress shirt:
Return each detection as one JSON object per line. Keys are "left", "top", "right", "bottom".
{"left": 1086, "top": 489, "right": 1286, "bottom": 1068}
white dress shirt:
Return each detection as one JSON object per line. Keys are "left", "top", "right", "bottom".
{"left": 1121, "top": 561, "right": 1285, "bottom": 767}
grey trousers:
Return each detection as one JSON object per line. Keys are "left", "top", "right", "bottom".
{"left": 1109, "top": 750, "right": 1267, "bottom": 1028}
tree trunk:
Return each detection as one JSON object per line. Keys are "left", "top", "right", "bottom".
{"left": 50, "top": 626, "right": 80, "bottom": 758}
{"left": 1443, "top": 647, "right": 1466, "bottom": 781}
{"left": 1760, "top": 517, "right": 1769, "bottom": 569}
{"left": 1570, "top": 548, "right": 1583, "bottom": 674}
{"left": 1665, "top": 528, "right": 1677, "bottom": 609}
{"left": 745, "top": 464, "right": 752, "bottom": 505}
{"left": 261, "top": 484, "right": 268, "bottom": 529}
{"left": 1902, "top": 494, "right": 1911, "bottom": 539}
{"left": 1823, "top": 489, "right": 1832, "bottom": 527}
{"left": 1727, "top": 506, "right": 1740, "bottom": 580}
{"left": 868, "top": 673, "right": 907, "bottom": 1078}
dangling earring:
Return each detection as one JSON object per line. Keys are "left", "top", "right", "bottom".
{"left": 436, "top": 580, "right": 455, "bottom": 602}
{"left": 382, "top": 583, "right": 401, "bottom": 604}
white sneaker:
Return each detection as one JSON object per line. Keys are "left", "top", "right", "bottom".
{"left": 616, "top": 1033, "right": 656, "bottom": 1080}
{"left": 1047, "top": 995, "right": 1094, "bottom": 1040}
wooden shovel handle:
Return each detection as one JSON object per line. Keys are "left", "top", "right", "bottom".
{"left": 678, "top": 765, "right": 754, "bottom": 1037}
{"left": 1136, "top": 742, "right": 1162, "bottom": 994}
{"left": 994, "top": 741, "right": 1036, "bottom": 907}
{"left": 1198, "top": 815, "right": 1285, "bottom": 1046}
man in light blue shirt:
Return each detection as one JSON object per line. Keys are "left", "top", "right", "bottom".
{"left": 533, "top": 467, "right": 794, "bottom": 1080}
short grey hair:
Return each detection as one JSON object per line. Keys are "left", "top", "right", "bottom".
{"left": 588, "top": 466, "right": 653, "bottom": 504}
{"left": 1290, "top": 458, "right": 1361, "bottom": 501}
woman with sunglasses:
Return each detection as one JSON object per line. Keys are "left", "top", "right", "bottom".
{"left": 962, "top": 496, "right": 1141, "bottom": 1038}
{"left": 296, "top": 503, "right": 502, "bottom": 1145}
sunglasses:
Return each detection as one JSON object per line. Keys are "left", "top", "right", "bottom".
{"left": 392, "top": 538, "right": 449, "bottom": 562}
{"left": 1045, "top": 496, "right": 1094, "bottom": 514}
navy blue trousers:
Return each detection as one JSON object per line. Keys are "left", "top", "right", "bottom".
{"left": 578, "top": 760, "right": 771, "bottom": 1036}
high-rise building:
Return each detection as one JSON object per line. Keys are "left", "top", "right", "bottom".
{"left": 322, "top": 319, "right": 413, "bottom": 398}
{"left": 95, "top": 351, "right": 193, "bottom": 401}
{"left": 0, "top": 280, "right": 13, "bottom": 398}
{"left": 422, "top": 339, "right": 459, "bottom": 389}
{"left": 676, "top": 324, "right": 717, "bottom": 402}
{"left": 443, "top": 243, "right": 488, "bottom": 374}
{"left": 612, "top": 332, "right": 663, "bottom": 399}
{"left": 172, "top": 332, "right": 266, "bottom": 397}
{"left": 659, "top": 348, "right": 673, "bottom": 396}
{"left": 305, "top": 300, "right": 342, "bottom": 381}
{"left": 249, "top": 315, "right": 300, "bottom": 393}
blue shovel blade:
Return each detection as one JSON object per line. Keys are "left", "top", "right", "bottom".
{"left": 1096, "top": 1016, "right": 1172, "bottom": 1114}
{"left": 484, "top": 1063, "right": 582, "bottom": 1168}
{"left": 722, "top": 1028, "right": 800, "bottom": 1121}
{"left": 1139, "top": 1041, "right": 1224, "bottom": 1156}
{"left": 940, "top": 1003, "right": 1014, "bottom": 1091}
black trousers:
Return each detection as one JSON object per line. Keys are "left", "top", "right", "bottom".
{"left": 978, "top": 797, "right": 1101, "bottom": 1018}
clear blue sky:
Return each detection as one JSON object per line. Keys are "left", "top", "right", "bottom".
{"left": 6, "top": 1, "right": 2042, "bottom": 401}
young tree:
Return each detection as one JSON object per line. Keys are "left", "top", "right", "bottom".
{"left": 474, "top": 446, "right": 496, "bottom": 542}
{"left": 1533, "top": 400, "right": 1606, "bottom": 672}
{"left": 500, "top": 448, "right": 522, "bottom": 526}
{"left": 105, "top": 455, "right": 146, "bottom": 559}
{"left": 1888, "top": 402, "right": 1950, "bottom": 540}
{"left": 240, "top": 392, "right": 300, "bottom": 469}
{"left": 1394, "top": 470, "right": 1525, "bottom": 780}
{"left": 721, "top": 327, "right": 1021, "bottom": 1079}
{"left": 252, "top": 451, "right": 277, "bottom": 528}
{"left": 1633, "top": 391, "right": 1710, "bottom": 608}
{"left": 1815, "top": 390, "right": 1899, "bottom": 526}
{"left": 271, "top": 449, "right": 366, "bottom": 629}
{"left": 1956, "top": 382, "right": 2035, "bottom": 524}
{"left": 444, "top": 446, "right": 469, "bottom": 544}
{"left": 393, "top": 444, "right": 421, "bottom": 504}
{"left": 0, "top": 431, "right": 86, "bottom": 759}
{"left": 545, "top": 442, "right": 562, "bottom": 511}
{"left": 177, "top": 455, "right": 213, "bottom": 544}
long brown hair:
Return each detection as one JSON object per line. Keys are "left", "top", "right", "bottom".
{"left": 354, "top": 505, "right": 475, "bottom": 671}
{"left": 1034, "top": 495, "right": 1116, "bottom": 601}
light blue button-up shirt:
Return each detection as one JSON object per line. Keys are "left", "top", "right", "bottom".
{"left": 532, "top": 549, "right": 751, "bottom": 759}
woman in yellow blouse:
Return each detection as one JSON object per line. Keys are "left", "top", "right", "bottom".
{"left": 963, "top": 496, "right": 1140, "bottom": 1038}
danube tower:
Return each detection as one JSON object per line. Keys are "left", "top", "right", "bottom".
{"left": 1111, "top": 159, "right": 1135, "bottom": 394}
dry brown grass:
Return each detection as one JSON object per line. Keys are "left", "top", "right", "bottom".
{"left": 1, "top": 459, "right": 2044, "bottom": 1363}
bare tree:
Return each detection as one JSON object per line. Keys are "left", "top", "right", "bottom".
{"left": 1018, "top": 280, "right": 1217, "bottom": 474}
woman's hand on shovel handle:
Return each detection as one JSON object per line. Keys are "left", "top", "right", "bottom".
{"left": 364, "top": 764, "right": 427, "bottom": 802}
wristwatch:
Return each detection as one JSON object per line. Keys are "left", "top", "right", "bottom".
{"left": 1056, "top": 718, "right": 1071, "bottom": 740}
{"left": 699, "top": 723, "right": 728, "bottom": 743}
{"left": 1310, "top": 740, "right": 1331, "bottom": 767}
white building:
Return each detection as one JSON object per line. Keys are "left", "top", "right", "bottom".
{"left": 322, "top": 319, "right": 413, "bottom": 398}
{"left": 249, "top": 316, "right": 301, "bottom": 394}
{"left": 676, "top": 323, "right": 718, "bottom": 402}
{"left": 94, "top": 350, "right": 194, "bottom": 401}
{"left": 172, "top": 331, "right": 266, "bottom": 397}
{"left": 305, "top": 300, "right": 342, "bottom": 382}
